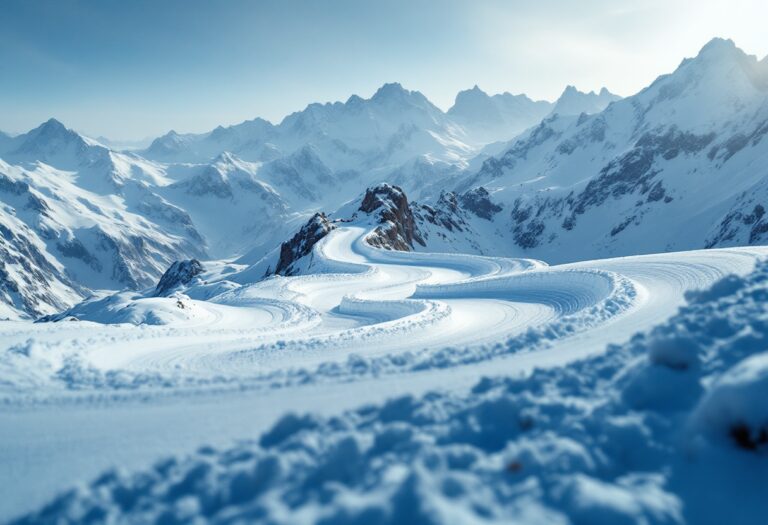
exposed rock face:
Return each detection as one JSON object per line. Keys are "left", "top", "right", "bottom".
{"left": 458, "top": 187, "right": 502, "bottom": 220}
{"left": 493, "top": 124, "right": 716, "bottom": 250}
{"left": 154, "top": 259, "right": 204, "bottom": 296}
{"left": 359, "top": 184, "right": 424, "bottom": 251}
{"left": 706, "top": 186, "right": 768, "bottom": 248}
{"left": 0, "top": 224, "right": 78, "bottom": 318}
{"left": 274, "top": 213, "right": 335, "bottom": 276}
{"left": 415, "top": 192, "right": 468, "bottom": 234}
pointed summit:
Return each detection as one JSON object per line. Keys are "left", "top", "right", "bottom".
{"left": 143, "top": 129, "right": 191, "bottom": 160}
{"left": 550, "top": 86, "right": 620, "bottom": 118}
{"left": 696, "top": 37, "right": 740, "bottom": 60}
{"left": 27, "top": 118, "right": 79, "bottom": 143}
{"left": 451, "top": 85, "right": 492, "bottom": 105}
{"left": 39, "top": 118, "right": 68, "bottom": 133}
{"left": 212, "top": 151, "right": 239, "bottom": 165}
{"left": 448, "top": 86, "right": 553, "bottom": 142}
{"left": 669, "top": 37, "right": 768, "bottom": 94}
{"left": 448, "top": 86, "right": 499, "bottom": 123}
{"left": 369, "top": 82, "right": 436, "bottom": 110}
{"left": 11, "top": 117, "right": 90, "bottom": 159}
{"left": 372, "top": 82, "right": 409, "bottom": 101}
{"left": 680, "top": 37, "right": 757, "bottom": 72}
{"left": 366, "top": 82, "right": 443, "bottom": 119}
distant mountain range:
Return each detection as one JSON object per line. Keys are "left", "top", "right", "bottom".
{"left": 1, "top": 37, "right": 767, "bottom": 319}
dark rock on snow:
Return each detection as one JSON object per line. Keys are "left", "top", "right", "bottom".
{"left": 359, "top": 184, "right": 425, "bottom": 250}
{"left": 154, "top": 259, "right": 205, "bottom": 296}
{"left": 274, "top": 213, "right": 335, "bottom": 276}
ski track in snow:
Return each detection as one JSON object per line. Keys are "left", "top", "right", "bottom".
{"left": 1, "top": 224, "right": 767, "bottom": 522}
{"left": 1, "top": 225, "right": 767, "bottom": 396}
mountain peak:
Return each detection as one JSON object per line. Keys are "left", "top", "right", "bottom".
{"left": 41, "top": 117, "right": 67, "bottom": 131}
{"left": 551, "top": 86, "right": 620, "bottom": 117}
{"left": 697, "top": 37, "right": 739, "bottom": 59}
{"left": 683, "top": 38, "right": 756, "bottom": 71}
{"left": 213, "top": 151, "right": 238, "bottom": 164}
{"left": 24, "top": 118, "right": 84, "bottom": 145}
{"left": 448, "top": 86, "right": 498, "bottom": 122}
{"left": 372, "top": 82, "right": 407, "bottom": 99}
{"left": 456, "top": 85, "right": 490, "bottom": 99}
{"left": 345, "top": 94, "right": 365, "bottom": 106}
{"left": 556, "top": 85, "right": 618, "bottom": 101}
{"left": 672, "top": 37, "right": 768, "bottom": 93}
{"left": 31, "top": 118, "right": 74, "bottom": 140}
{"left": 8, "top": 117, "right": 98, "bottom": 166}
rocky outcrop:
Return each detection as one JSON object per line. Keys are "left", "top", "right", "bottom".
{"left": 0, "top": 223, "right": 79, "bottom": 318}
{"left": 154, "top": 259, "right": 205, "bottom": 296}
{"left": 458, "top": 187, "right": 502, "bottom": 220}
{"left": 359, "top": 184, "right": 425, "bottom": 251}
{"left": 274, "top": 213, "right": 335, "bottom": 276}
{"left": 414, "top": 192, "right": 468, "bottom": 233}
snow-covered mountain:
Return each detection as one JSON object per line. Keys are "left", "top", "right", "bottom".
{"left": 447, "top": 86, "right": 553, "bottom": 144}
{"left": 6, "top": 35, "right": 768, "bottom": 525}
{"left": 548, "top": 85, "right": 621, "bottom": 117}
{"left": 142, "top": 83, "right": 474, "bottom": 171}
{"left": 3, "top": 38, "right": 768, "bottom": 320}
{"left": 446, "top": 38, "right": 768, "bottom": 263}
{"left": 0, "top": 121, "right": 212, "bottom": 318}
{"left": 0, "top": 153, "right": 206, "bottom": 318}
{"left": 160, "top": 152, "right": 292, "bottom": 256}
{"left": 445, "top": 84, "right": 619, "bottom": 147}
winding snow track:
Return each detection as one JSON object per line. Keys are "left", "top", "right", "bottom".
{"left": 116, "top": 226, "right": 618, "bottom": 375}
{"left": 1, "top": 225, "right": 767, "bottom": 521}
{"left": 1, "top": 226, "right": 765, "bottom": 391}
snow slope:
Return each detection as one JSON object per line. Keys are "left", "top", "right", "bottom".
{"left": 449, "top": 38, "right": 768, "bottom": 263}
{"left": 4, "top": 39, "right": 766, "bottom": 320}
{"left": 0, "top": 132, "right": 207, "bottom": 319}
{"left": 447, "top": 85, "right": 554, "bottom": 145}
{"left": 2, "top": 36, "right": 768, "bottom": 525}
{"left": 0, "top": 206, "right": 766, "bottom": 521}
{"left": 15, "top": 257, "right": 768, "bottom": 525}
{"left": 0, "top": 81, "right": 562, "bottom": 318}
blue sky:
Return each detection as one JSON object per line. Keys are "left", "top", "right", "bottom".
{"left": 1, "top": 0, "right": 766, "bottom": 139}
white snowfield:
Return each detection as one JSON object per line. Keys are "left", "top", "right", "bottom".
{"left": 1, "top": 219, "right": 767, "bottom": 521}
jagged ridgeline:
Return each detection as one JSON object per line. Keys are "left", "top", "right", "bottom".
{"left": 1, "top": 38, "right": 767, "bottom": 319}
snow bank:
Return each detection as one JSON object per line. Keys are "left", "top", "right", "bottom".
{"left": 17, "top": 263, "right": 768, "bottom": 523}
{"left": 338, "top": 295, "right": 437, "bottom": 321}
{"left": 37, "top": 291, "right": 213, "bottom": 326}
{"left": 413, "top": 268, "right": 624, "bottom": 315}
{"left": 354, "top": 230, "right": 545, "bottom": 280}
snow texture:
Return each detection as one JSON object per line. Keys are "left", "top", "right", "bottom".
{"left": 13, "top": 260, "right": 768, "bottom": 525}
{"left": 3, "top": 37, "right": 768, "bottom": 525}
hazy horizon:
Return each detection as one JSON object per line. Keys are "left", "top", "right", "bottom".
{"left": 2, "top": 0, "right": 766, "bottom": 140}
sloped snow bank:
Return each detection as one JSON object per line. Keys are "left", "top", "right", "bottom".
{"left": 14, "top": 261, "right": 768, "bottom": 524}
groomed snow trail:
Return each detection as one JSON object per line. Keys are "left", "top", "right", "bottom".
{"left": 1, "top": 225, "right": 767, "bottom": 521}
{"left": 88, "top": 228, "right": 768, "bottom": 381}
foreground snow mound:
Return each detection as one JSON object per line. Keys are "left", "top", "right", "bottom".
{"left": 16, "top": 261, "right": 768, "bottom": 524}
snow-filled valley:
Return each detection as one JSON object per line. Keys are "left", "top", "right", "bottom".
{"left": 2, "top": 37, "right": 768, "bottom": 524}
